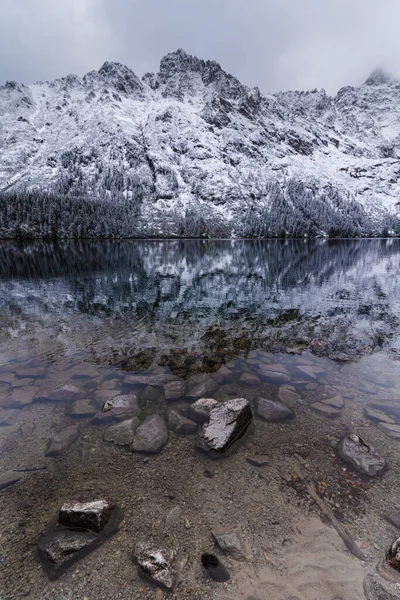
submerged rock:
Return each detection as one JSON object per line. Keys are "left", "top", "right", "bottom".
{"left": 168, "top": 410, "right": 197, "bottom": 435}
{"left": 187, "top": 378, "right": 218, "bottom": 399}
{"left": 246, "top": 454, "right": 272, "bottom": 467}
{"left": 3, "top": 386, "right": 39, "bottom": 407}
{"left": 199, "top": 398, "right": 253, "bottom": 454}
{"left": 212, "top": 529, "right": 247, "bottom": 558}
{"left": 135, "top": 542, "right": 176, "bottom": 589}
{"left": 201, "top": 553, "right": 230, "bottom": 582}
{"left": 165, "top": 505, "right": 182, "bottom": 528}
{"left": 41, "top": 384, "right": 83, "bottom": 402}
{"left": 38, "top": 528, "right": 98, "bottom": 567}
{"left": 378, "top": 423, "right": 400, "bottom": 441}
{"left": 310, "top": 402, "right": 341, "bottom": 418}
{"left": 321, "top": 394, "right": 344, "bottom": 409}
{"left": 338, "top": 434, "right": 387, "bottom": 477}
{"left": 257, "top": 365, "right": 290, "bottom": 384}
{"left": 164, "top": 380, "right": 187, "bottom": 401}
{"left": 0, "top": 470, "right": 23, "bottom": 490}
{"left": 131, "top": 414, "right": 168, "bottom": 453}
{"left": 212, "top": 365, "right": 235, "bottom": 385}
{"left": 188, "top": 398, "right": 219, "bottom": 424}
{"left": 364, "top": 407, "right": 395, "bottom": 424}
{"left": 102, "top": 393, "right": 140, "bottom": 414}
{"left": 239, "top": 372, "right": 260, "bottom": 386}
{"left": 369, "top": 401, "right": 400, "bottom": 420}
{"left": 257, "top": 398, "right": 294, "bottom": 422}
{"left": 66, "top": 399, "right": 97, "bottom": 416}
{"left": 45, "top": 425, "right": 80, "bottom": 457}
{"left": 104, "top": 418, "right": 139, "bottom": 446}
{"left": 58, "top": 500, "right": 113, "bottom": 532}
{"left": 278, "top": 386, "right": 300, "bottom": 408}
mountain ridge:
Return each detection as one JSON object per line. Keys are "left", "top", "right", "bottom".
{"left": 1, "top": 49, "right": 400, "bottom": 238}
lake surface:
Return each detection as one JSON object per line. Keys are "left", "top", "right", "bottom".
{"left": 1, "top": 239, "right": 400, "bottom": 599}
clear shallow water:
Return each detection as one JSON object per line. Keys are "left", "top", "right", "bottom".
{"left": 1, "top": 239, "right": 400, "bottom": 598}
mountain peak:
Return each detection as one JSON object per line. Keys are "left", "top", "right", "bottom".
{"left": 364, "top": 67, "right": 397, "bottom": 86}
{"left": 96, "top": 61, "right": 144, "bottom": 97}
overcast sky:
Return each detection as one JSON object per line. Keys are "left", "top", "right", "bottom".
{"left": 1, "top": 0, "right": 399, "bottom": 94}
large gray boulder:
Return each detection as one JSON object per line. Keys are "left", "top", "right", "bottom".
{"left": 135, "top": 542, "right": 176, "bottom": 589}
{"left": 199, "top": 398, "right": 253, "bottom": 454}
{"left": 257, "top": 398, "right": 294, "bottom": 422}
{"left": 131, "top": 415, "right": 168, "bottom": 453}
{"left": 338, "top": 434, "right": 387, "bottom": 477}
{"left": 104, "top": 418, "right": 139, "bottom": 446}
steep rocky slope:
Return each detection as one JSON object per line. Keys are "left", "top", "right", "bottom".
{"left": 1, "top": 51, "right": 400, "bottom": 237}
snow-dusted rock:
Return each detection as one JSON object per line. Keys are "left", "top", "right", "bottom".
{"left": 135, "top": 542, "right": 176, "bottom": 589}
{"left": 58, "top": 500, "right": 113, "bottom": 532}
{"left": 199, "top": 398, "right": 253, "bottom": 454}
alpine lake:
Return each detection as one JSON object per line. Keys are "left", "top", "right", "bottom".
{"left": 1, "top": 239, "right": 400, "bottom": 600}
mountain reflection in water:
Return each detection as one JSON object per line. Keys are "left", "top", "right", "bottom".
{"left": 0, "top": 239, "right": 399, "bottom": 368}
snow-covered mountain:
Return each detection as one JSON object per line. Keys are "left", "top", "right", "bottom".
{"left": 1, "top": 51, "right": 400, "bottom": 237}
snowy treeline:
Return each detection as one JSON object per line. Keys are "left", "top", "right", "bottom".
{"left": 1, "top": 182, "right": 399, "bottom": 238}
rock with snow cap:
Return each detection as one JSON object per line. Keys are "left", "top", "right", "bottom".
{"left": 135, "top": 542, "right": 176, "bottom": 589}
{"left": 198, "top": 398, "right": 253, "bottom": 455}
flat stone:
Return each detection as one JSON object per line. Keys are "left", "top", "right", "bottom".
{"left": 40, "top": 384, "right": 83, "bottom": 402}
{"left": 104, "top": 418, "right": 139, "bottom": 446}
{"left": 364, "top": 407, "right": 395, "bottom": 424}
{"left": 135, "top": 542, "right": 176, "bottom": 589}
{"left": 188, "top": 398, "right": 219, "bottom": 424}
{"left": 257, "top": 367, "right": 290, "bottom": 384}
{"left": 131, "top": 415, "right": 168, "bottom": 454}
{"left": 257, "top": 398, "right": 294, "bottom": 422}
{"left": 310, "top": 402, "right": 341, "bottom": 418}
{"left": 165, "top": 506, "right": 182, "bottom": 528}
{"left": 369, "top": 402, "right": 400, "bottom": 420}
{"left": 125, "top": 374, "right": 176, "bottom": 386}
{"left": 59, "top": 500, "right": 113, "bottom": 532}
{"left": 278, "top": 386, "right": 300, "bottom": 408}
{"left": 15, "top": 366, "right": 46, "bottom": 378}
{"left": 94, "top": 389, "right": 121, "bottom": 403}
{"left": 239, "top": 372, "right": 260, "bottom": 386}
{"left": 0, "top": 470, "right": 23, "bottom": 490}
{"left": 164, "top": 380, "right": 187, "bottom": 401}
{"left": 0, "top": 373, "right": 15, "bottom": 384}
{"left": 68, "top": 364, "right": 100, "bottom": 379}
{"left": 2, "top": 386, "right": 39, "bottom": 407}
{"left": 258, "top": 363, "right": 289, "bottom": 375}
{"left": 20, "top": 422, "right": 35, "bottom": 437}
{"left": 12, "top": 378, "right": 34, "bottom": 388}
{"left": 212, "top": 529, "right": 247, "bottom": 559}
{"left": 187, "top": 378, "right": 218, "bottom": 399}
{"left": 378, "top": 423, "right": 400, "bottom": 441}
{"left": 384, "top": 510, "right": 400, "bottom": 529}
{"left": 321, "top": 395, "right": 344, "bottom": 409}
{"left": 66, "top": 399, "right": 97, "bottom": 416}
{"left": 102, "top": 393, "right": 140, "bottom": 416}
{"left": 38, "top": 528, "right": 98, "bottom": 567}
{"left": 246, "top": 454, "right": 272, "bottom": 467}
{"left": 338, "top": 434, "right": 387, "bottom": 477}
{"left": 212, "top": 365, "right": 235, "bottom": 385}
{"left": 296, "top": 365, "right": 324, "bottom": 379}
{"left": 305, "top": 383, "right": 318, "bottom": 390}
{"left": 168, "top": 410, "right": 197, "bottom": 435}
{"left": 199, "top": 398, "right": 253, "bottom": 454}
{"left": 45, "top": 425, "right": 80, "bottom": 457}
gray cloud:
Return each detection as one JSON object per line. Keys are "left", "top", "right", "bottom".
{"left": 1, "top": 0, "right": 400, "bottom": 94}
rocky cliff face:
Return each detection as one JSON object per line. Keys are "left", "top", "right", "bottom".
{"left": 1, "top": 52, "right": 400, "bottom": 236}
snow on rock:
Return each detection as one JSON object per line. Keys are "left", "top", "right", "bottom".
{"left": 1, "top": 50, "right": 400, "bottom": 237}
